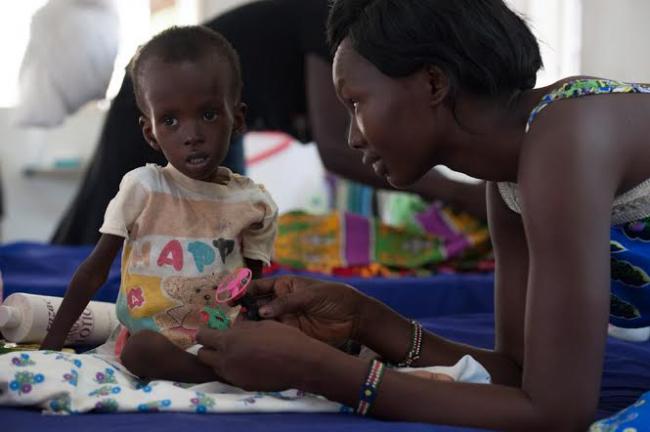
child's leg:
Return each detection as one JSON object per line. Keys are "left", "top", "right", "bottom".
{"left": 120, "top": 329, "right": 221, "bottom": 383}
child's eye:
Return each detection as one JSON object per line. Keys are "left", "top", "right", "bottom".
{"left": 203, "top": 110, "right": 218, "bottom": 122}
{"left": 162, "top": 116, "right": 177, "bottom": 127}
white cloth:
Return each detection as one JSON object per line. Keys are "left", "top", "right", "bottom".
{"left": 13, "top": 0, "right": 119, "bottom": 127}
{"left": 0, "top": 351, "right": 490, "bottom": 414}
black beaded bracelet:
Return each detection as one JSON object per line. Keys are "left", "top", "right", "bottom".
{"left": 396, "top": 320, "right": 423, "bottom": 368}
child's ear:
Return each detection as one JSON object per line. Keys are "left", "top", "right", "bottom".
{"left": 426, "top": 66, "right": 450, "bottom": 107}
{"left": 139, "top": 115, "right": 160, "bottom": 151}
{"left": 232, "top": 102, "right": 247, "bottom": 135}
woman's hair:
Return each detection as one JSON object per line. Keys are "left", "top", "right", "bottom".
{"left": 328, "top": 0, "right": 542, "bottom": 98}
{"left": 129, "top": 25, "right": 243, "bottom": 111}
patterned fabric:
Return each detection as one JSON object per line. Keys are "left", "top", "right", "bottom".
{"left": 0, "top": 351, "right": 489, "bottom": 414}
{"left": 526, "top": 79, "right": 650, "bottom": 132}
{"left": 273, "top": 206, "right": 490, "bottom": 275}
{"left": 100, "top": 164, "right": 278, "bottom": 349}
{"left": 590, "top": 391, "right": 650, "bottom": 432}
{"left": 610, "top": 218, "right": 650, "bottom": 328}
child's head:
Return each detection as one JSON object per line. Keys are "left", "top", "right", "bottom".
{"left": 129, "top": 26, "right": 245, "bottom": 183}
{"left": 326, "top": 0, "right": 542, "bottom": 187}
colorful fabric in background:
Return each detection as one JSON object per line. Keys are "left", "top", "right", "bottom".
{"left": 590, "top": 391, "right": 650, "bottom": 432}
{"left": 273, "top": 206, "right": 491, "bottom": 276}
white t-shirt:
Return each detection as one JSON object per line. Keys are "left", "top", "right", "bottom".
{"left": 100, "top": 163, "right": 278, "bottom": 348}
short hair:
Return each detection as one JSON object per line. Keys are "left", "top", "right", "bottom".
{"left": 327, "top": 0, "right": 542, "bottom": 99}
{"left": 128, "top": 25, "right": 243, "bottom": 112}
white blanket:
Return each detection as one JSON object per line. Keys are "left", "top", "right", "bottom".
{"left": 0, "top": 351, "right": 490, "bottom": 414}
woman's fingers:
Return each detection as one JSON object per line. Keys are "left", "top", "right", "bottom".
{"left": 258, "top": 288, "right": 311, "bottom": 318}
{"left": 247, "top": 277, "right": 280, "bottom": 297}
{"left": 196, "top": 327, "right": 226, "bottom": 350}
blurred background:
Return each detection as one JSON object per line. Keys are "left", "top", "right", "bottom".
{"left": 0, "top": 0, "right": 648, "bottom": 243}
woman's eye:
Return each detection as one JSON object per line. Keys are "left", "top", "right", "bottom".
{"left": 203, "top": 111, "right": 218, "bottom": 121}
{"left": 162, "top": 116, "right": 177, "bottom": 127}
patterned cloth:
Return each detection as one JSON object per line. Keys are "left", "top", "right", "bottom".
{"left": 0, "top": 351, "right": 489, "bottom": 414}
{"left": 273, "top": 207, "right": 490, "bottom": 275}
{"left": 526, "top": 79, "right": 650, "bottom": 133}
{"left": 610, "top": 219, "right": 650, "bottom": 328}
{"left": 590, "top": 391, "right": 650, "bottom": 432}
{"left": 100, "top": 163, "right": 278, "bottom": 349}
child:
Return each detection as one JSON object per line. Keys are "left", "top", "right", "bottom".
{"left": 41, "top": 26, "right": 278, "bottom": 383}
{"left": 190, "top": 0, "right": 650, "bottom": 429}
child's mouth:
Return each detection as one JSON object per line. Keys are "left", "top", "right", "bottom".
{"left": 187, "top": 154, "right": 209, "bottom": 167}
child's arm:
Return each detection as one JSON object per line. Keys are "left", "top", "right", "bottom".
{"left": 41, "top": 234, "right": 123, "bottom": 350}
{"left": 244, "top": 258, "right": 263, "bottom": 279}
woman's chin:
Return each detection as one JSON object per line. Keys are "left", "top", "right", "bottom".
{"left": 386, "top": 174, "right": 412, "bottom": 189}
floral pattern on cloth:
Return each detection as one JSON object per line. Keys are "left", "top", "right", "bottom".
{"left": 526, "top": 79, "right": 650, "bottom": 132}
{"left": 0, "top": 351, "right": 337, "bottom": 414}
{"left": 590, "top": 391, "right": 650, "bottom": 432}
{"left": 0, "top": 351, "right": 490, "bottom": 415}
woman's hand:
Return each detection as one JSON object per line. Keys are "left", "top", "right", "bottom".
{"left": 247, "top": 276, "right": 373, "bottom": 346}
{"left": 196, "top": 320, "right": 331, "bottom": 391}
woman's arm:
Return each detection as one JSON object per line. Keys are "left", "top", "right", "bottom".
{"left": 41, "top": 234, "right": 123, "bottom": 350}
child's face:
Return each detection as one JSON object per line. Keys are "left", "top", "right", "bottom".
{"left": 138, "top": 56, "right": 245, "bottom": 183}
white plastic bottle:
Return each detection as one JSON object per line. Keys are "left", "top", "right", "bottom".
{"left": 0, "top": 293, "right": 118, "bottom": 345}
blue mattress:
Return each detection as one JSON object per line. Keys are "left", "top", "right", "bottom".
{"left": 1, "top": 242, "right": 648, "bottom": 431}
{"left": 0, "top": 242, "right": 496, "bottom": 318}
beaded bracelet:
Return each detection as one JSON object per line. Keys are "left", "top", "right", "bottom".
{"left": 396, "top": 320, "right": 423, "bottom": 368}
{"left": 356, "top": 359, "right": 386, "bottom": 416}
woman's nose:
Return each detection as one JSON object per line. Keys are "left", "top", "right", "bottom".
{"left": 347, "top": 119, "right": 365, "bottom": 150}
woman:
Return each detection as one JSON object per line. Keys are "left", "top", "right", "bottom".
{"left": 195, "top": 0, "right": 650, "bottom": 430}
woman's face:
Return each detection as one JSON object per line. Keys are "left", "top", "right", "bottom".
{"left": 332, "top": 38, "right": 444, "bottom": 188}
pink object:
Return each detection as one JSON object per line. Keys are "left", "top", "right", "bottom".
{"left": 113, "top": 327, "right": 130, "bottom": 358}
{"left": 214, "top": 268, "right": 252, "bottom": 304}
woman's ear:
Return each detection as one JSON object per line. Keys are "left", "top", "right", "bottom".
{"left": 232, "top": 102, "right": 247, "bottom": 135}
{"left": 139, "top": 115, "right": 160, "bottom": 151}
{"left": 427, "top": 66, "right": 450, "bottom": 107}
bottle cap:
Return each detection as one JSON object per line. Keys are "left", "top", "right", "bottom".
{"left": 0, "top": 305, "right": 21, "bottom": 329}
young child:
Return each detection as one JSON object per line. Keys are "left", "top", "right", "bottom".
{"left": 41, "top": 26, "right": 278, "bottom": 383}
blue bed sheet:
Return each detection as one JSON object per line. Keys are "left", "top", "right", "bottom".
{"left": 0, "top": 242, "right": 496, "bottom": 318}
{"left": 1, "top": 242, "right": 649, "bottom": 431}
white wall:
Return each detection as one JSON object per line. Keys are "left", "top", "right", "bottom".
{"left": 0, "top": 106, "right": 106, "bottom": 242}
{"left": 197, "top": 0, "right": 255, "bottom": 21}
{"left": 581, "top": 0, "right": 650, "bottom": 82}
